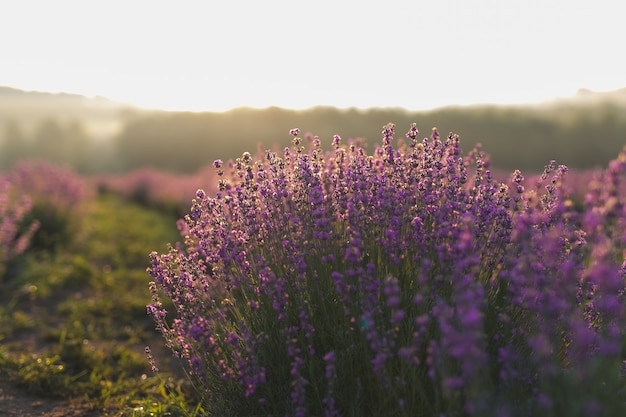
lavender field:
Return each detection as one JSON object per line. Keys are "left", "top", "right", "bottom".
{"left": 1, "top": 123, "right": 625, "bottom": 416}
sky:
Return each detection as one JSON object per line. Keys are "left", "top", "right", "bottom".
{"left": 2, "top": 0, "right": 626, "bottom": 112}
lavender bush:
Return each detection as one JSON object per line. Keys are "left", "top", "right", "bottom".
{"left": 148, "top": 124, "right": 625, "bottom": 416}
{"left": 0, "top": 177, "right": 39, "bottom": 278}
{"left": 6, "top": 160, "right": 90, "bottom": 251}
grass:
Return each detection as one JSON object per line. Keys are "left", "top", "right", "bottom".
{"left": 0, "top": 192, "right": 204, "bottom": 416}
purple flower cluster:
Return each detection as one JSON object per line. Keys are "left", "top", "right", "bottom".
{"left": 0, "top": 177, "right": 39, "bottom": 275}
{"left": 4, "top": 160, "right": 91, "bottom": 251}
{"left": 148, "top": 125, "right": 626, "bottom": 416}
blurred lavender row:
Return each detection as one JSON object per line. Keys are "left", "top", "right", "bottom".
{"left": 0, "top": 160, "right": 89, "bottom": 276}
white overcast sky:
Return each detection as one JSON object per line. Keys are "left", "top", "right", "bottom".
{"left": 2, "top": 0, "right": 625, "bottom": 111}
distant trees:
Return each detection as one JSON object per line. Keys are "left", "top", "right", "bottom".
{"left": 113, "top": 113, "right": 220, "bottom": 173}
{"left": 0, "top": 121, "right": 30, "bottom": 167}
{"left": 112, "top": 110, "right": 293, "bottom": 173}
{"left": 0, "top": 118, "right": 96, "bottom": 173}
{"left": 1, "top": 103, "right": 625, "bottom": 175}
{"left": 30, "top": 120, "right": 90, "bottom": 171}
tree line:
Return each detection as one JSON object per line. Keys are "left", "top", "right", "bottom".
{"left": 1, "top": 102, "right": 625, "bottom": 174}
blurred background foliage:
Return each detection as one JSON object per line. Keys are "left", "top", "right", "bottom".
{"left": 1, "top": 86, "right": 625, "bottom": 174}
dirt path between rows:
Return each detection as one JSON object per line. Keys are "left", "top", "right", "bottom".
{"left": 0, "top": 377, "right": 102, "bottom": 417}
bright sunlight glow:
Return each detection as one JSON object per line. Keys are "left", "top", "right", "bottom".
{"left": 2, "top": 0, "right": 626, "bottom": 111}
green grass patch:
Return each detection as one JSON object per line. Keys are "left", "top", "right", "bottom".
{"left": 0, "top": 193, "right": 203, "bottom": 416}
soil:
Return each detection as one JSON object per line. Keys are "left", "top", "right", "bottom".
{"left": 0, "top": 377, "right": 102, "bottom": 417}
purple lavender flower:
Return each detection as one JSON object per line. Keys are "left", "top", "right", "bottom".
{"left": 148, "top": 126, "right": 626, "bottom": 416}
{"left": 0, "top": 177, "right": 39, "bottom": 272}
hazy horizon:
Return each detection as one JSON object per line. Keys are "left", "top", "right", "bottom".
{"left": 3, "top": 83, "right": 626, "bottom": 115}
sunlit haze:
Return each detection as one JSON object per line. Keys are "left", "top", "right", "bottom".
{"left": 2, "top": 0, "right": 626, "bottom": 112}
